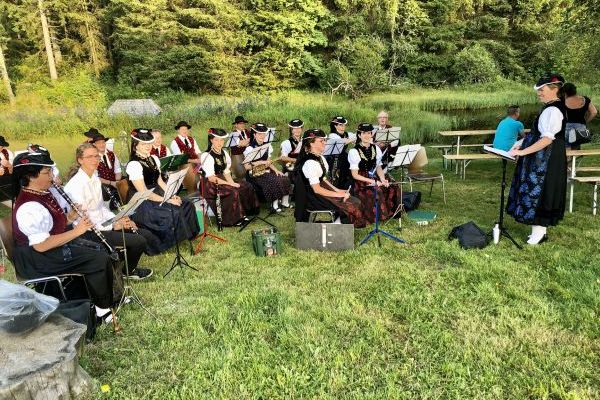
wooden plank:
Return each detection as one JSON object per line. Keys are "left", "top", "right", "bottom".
{"left": 575, "top": 167, "right": 600, "bottom": 172}
{"left": 443, "top": 154, "right": 498, "bottom": 160}
{"left": 571, "top": 176, "right": 600, "bottom": 183}
{"left": 566, "top": 149, "right": 600, "bottom": 157}
{"left": 438, "top": 129, "right": 530, "bottom": 136}
{"left": 430, "top": 144, "right": 490, "bottom": 149}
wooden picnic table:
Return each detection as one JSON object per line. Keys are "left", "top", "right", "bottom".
{"left": 567, "top": 148, "right": 600, "bottom": 212}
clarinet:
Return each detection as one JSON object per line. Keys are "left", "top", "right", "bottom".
{"left": 215, "top": 182, "right": 223, "bottom": 231}
{"left": 52, "top": 183, "right": 120, "bottom": 261}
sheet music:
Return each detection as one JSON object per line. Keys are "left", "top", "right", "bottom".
{"left": 391, "top": 144, "right": 422, "bottom": 167}
{"left": 101, "top": 188, "right": 154, "bottom": 227}
{"left": 483, "top": 145, "right": 516, "bottom": 161}
{"left": 266, "top": 128, "right": 278, "bottom": 143}
{"left": 161, "top": 168, "right": 188, "bottom": 205}
{"left": 375, "top": 127, "right": 401, "bottom": 142}
{"left": 323, "top": 138, "right": 346, "bottom": 156}
{"left": 242, "top": 143, "right": 271, "bottom": 164}
{"left": 226, "top": 132, "right": 241, "bottom": 148}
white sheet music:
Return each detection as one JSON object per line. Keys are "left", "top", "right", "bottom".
{"left": 483, "top": 145, "right": 516, "bottom": 161}
{"left": 323, "top": 138, "right": 346, "bottom": 156}
{"left": 375, "top": 127, "right": 401, "bottom": 142}
{"left": 391, "top": 144, "right": 422, "bottom": 167}
{"left": 242, "top": 143, "right": 271, "bottom": 164}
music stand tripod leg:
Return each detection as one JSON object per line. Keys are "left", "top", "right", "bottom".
{"left": 164, "top": 204, "right": 198, "bottom": 277}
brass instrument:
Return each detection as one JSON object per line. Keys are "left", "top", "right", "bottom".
{"left": 250, "top": 164, "right": 269, "bottom": 177}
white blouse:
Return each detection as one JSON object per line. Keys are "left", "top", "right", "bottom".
{"left": 201, "top": 151, "right": 232, "bottom": 177}
{"left": 302, "top": 156, "right": 329, "bottom": 185}
{"left": 126, "top": 155, "right": 162, "bottom": 182}
{"left": 16, "top": 190, "right": 68, "bottom": 246}
{"left": 64, "top": 168, "right": 116, "bottom": 231}
{"left": 280, "top": 139, "right": 300, "bottom": 157}
{"left": 538, "top": 106, "right": 564, "bottom": 140}
{"left": 348, "top": 146, "right": 383, "bottom": 170}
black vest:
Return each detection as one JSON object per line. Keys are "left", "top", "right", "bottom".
{"left": 355, "top": 143, "right": 377, "bottom": 173}
{"left": 128, "top": 154, "right": 160, "bottom": 191}
{"left": 210, "top": 150, "right": 227, "bottom": 175}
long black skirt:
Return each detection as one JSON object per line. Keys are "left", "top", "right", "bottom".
{"left": 248, "top": 171, "right": 290, "bottom": 202}
{"left": 204, "top": 176, "right": 260, "bottom": 226}
{"left": 130, "top": 198, "right": 200, "bottom": 254}
{"left": 13, "top": 240, "right": 114, "bottom": 309}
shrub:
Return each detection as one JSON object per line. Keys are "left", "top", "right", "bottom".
{"left": 453, "top": 44, "right": 501, "bottom": 84}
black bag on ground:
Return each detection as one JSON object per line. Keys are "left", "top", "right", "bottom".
{"left": 402, "top": 191, "right": 421, "bottom": 211}
{"left": 56, "top": 299, "right": 97, "bottom": 342}
{"left": 448, "top": 221, "right": 489, "bottom": 249}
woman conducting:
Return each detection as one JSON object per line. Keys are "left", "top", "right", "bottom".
{"left": 201, "top": 128, "right": 259, "bottom": 227}
{"left": 348, "top": 123, "right": 400, "bottom": 223}
{"left": 507, "top": 74, "right": 567, "bottom": 245}
{"left": 294, "top": 128, "right": 366, "bottom": 228}
{"left": 126, "top": 129, "right": 200, "bottom": 254}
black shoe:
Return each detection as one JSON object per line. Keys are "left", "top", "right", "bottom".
{"left": 125, "top": 267, "right": 154, "bottom": 281}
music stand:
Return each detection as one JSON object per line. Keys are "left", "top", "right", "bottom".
{"left": 359, "top": 171, "right": 406, "bottom": 247}
{"left": 265, "top": 128, "right": 279, "bottom": 143}
{"left": 193, "top": 153, "right": 226, "bottom": 253}
{"left": 323, "top": 138, "right": 346, "bottom": 182}
{"left": 225, "top": 132, "right": 242, "bottom": 148}
{"left": 386, "top": 145, "right": 421, "bottom": 225}
{"left": 161, "top": 168, "right": 198, "bottom": 277}
{"left": 101, "top": 189, "right": 157, "bottom": 318}
{"left": 483, "top": 146, "right": 522, "bottom": 249}
{"left": 375, "top": 127, "right": 401, "bottom": 169}
{"left": 160, "top": 154, "right": 189, "bottom": 172}
{"left": 239, "top": 144, "right": 277, "bottom": 232}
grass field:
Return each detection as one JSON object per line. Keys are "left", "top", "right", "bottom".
{"left": 1, "top": 87, "right": 599, "bottom": 399}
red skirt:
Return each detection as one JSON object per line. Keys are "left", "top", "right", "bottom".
{"left": 321, "top": 181, "right": 366, "bottom": 228}
{"left": 352, "top": 173, "right": 401, "bottom": 223}
{"left": 205, "top": 176, "right": 260, "bottom": 226}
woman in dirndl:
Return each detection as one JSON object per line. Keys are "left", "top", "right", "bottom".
{"left": 294, "top": 129, "right": 366, "bottom": 228}
{"left": 244, "top": 122, "right": 291, "bottom": 213}
{"left": 507, "top": 74, "right": 567, "bottom": 245}
{"left": 348, "top": 123, "right": 401, "bottom": 223}
{"left": 325, "top": 116, "right": 355, "bottom": 189}
{"left": 126, "top": 129, "right": 200, "bottom": 254}
{"left": 11, "top": 146, "right": 114, "bottom": 319}
{"left": 201, "top": 128, "right": 259, "bottom": 227}
{"left": 279, "top": 119, "right": 304, "bottom": 180}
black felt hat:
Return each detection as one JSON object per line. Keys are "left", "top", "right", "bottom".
{"left": 89, "top": 133, "right": 110, "bottom": 143}
{"left": 251, "top": 123, "right": 269, "bottom": 133}
{"left": 302, "top": 129, "right": 327, "bottom": 140}
{"left": 0, "top": 136, "right": 9, "bottom": 147}
{"left": 288, "top": 119, "right": 304, "bottom": 128}
{"left": 232, "top": 116, "right": 249, "bottom": 124}
{"left": 175, "top": 121, "right": 192, "bottom": 130}
{"left": 208, "top": 128, "right": 229, "bottom": 139}
{"left": 534, "top": 73, "right": 565, "bottom": 90}
{"left": 131, "top": 128, "right": 155, "bottom": 143}
{"left": 13, "top": 145, "right": 55, "bottom": 168}
{"left": 357, "top": 123, "right": 374, "bottom": 133}
{"left": 331, "top": 116, "right": 348, "bottom": 125}
{"left": 83, "top": 127, "right": 101, "bottom": 138}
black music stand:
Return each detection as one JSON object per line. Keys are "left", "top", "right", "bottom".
{"left": 375, "top": 126, "right": 401, "bottom": 169}
{"left": 265, "top": 128, "right": 279, "bottom": 143}
{"left": 160, "top": 154, "right": 189, "bottom": 172}
{"left": 161, "top": 168, "right": 198, "bottom": 277}
{"left": 483, "top": 146, "right": 522, "bottom": 249}
{"left": 323, "top": 138, "right": 346, "bottom": 182}
{"left": 239, "top": 144, "right": 277, "bottom": 232}
{"left": 386, "top": 145, "right": 421, "bottom": 225}
{"left": 359, "top": 171, "right": 405, "bottom": 247}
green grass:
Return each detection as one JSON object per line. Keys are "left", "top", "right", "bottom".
{"left": 1, "top": 87, "right": 599, "bottom": 398}
{"left": 2, "top": 157, "right": 599, "bottom": 399}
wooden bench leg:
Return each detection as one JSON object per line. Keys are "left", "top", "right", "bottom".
{"left": 569, "top": 180, "right": 574, "bottom": 213}
{"left": 594, "top": 183, "right": 598, "bottom": 216}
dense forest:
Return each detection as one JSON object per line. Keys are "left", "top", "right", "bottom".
{"left": 0, "top": 0, "right": 598, "bottom": 104}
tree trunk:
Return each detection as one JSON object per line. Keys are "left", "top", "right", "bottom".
{"left": 0, "top": 45, "right": 16, "bottom": 105}
{"left": 38, "top": 0, "right": 58, "bottom": 80}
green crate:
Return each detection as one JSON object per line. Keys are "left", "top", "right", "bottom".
{"left": 252, "top": 227, "right": 282, "bottom": 257}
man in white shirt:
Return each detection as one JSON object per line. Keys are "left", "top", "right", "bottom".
{"left": 64, "top": 143, "right": 154, "bottom": 280}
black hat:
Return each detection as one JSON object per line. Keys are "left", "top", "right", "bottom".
{"left": 251, "top": 123, "right": 269, "bottom": 133}
{"left": 288, "top": 119, "right": 304, "bottom": 128}
{"left": 175, "top": 121, "right": 192, "bottom": 130}
{"left": 208, "top": 128, "right": 229, "bottom": 139}
{"left": 534, "top": 73, "right": 565, "bottom": 90}
{"left": 331, "top": 116, "right": 348, "bottom": 125}
{"left": 13, "top": 145, "right": 55, "bottom": 168}
{"left": 131, "top": 128, "right": 155, "bottom": 143}
{"left": 83, "top": 127, "right": 101, "bottom": 138}
{"left": 302, "top": 129, "right": 327, "bottom": 140}
{"left": 0, "top": 136, "right": 9, "bottom": 147}
{"left": 89, "top": 133, "right": 110, "bottom": 143}
{"left": 357, "top": 123, "right": 374, "bottom": 133}
{"left": 232, "top": 116, "right": 249, "bottom": 124}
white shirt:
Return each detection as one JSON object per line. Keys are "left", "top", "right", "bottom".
{"left": 16, "top": 191, "right": 68, "bottom": 246}
{"left": 99, "top": 151, "right": 122, "bottom": 174}
{"left": 302, "top": 156, "right": 329, "bottom": 185}
{"left": 348, "top": 145, "right": 383, "bottom": 170}
{"left": 201, "top": 150, "right": 232, "bottom": 177}
{"left": 126, "top": 155, "right": 162, "bottom": 182}
{"left": 243, "top": 143, "right": 273, "bottom": 159}
{"left": 280, "top": 139, "right": 301, "bottom": 157}
{"left": 329, "top": 131, "right": 356, "bottom": 141}
{"left": 170, "top": 134, "right": 201, "bottom": 156}
{"left": 64, "top": 168, "right": 116, "bottom": 231}
{"left": 538, "top": 106, "right": 564, "bottom": 140}
{"left": 153, "top": 145, "right": 172, "bottom": 157}
{"left": 0, "top": 148, "right": 14, "bottom": 163}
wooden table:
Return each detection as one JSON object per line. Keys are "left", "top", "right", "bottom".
{"left": 566, "top": 149, "right": 600, "bottom": 212}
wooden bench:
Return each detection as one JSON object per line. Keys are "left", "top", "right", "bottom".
{"left": 569, "top": 176, "right": 600, "bottom": 215}
{"left": 430, "top": 144, "right": 491, "bottom": 169}
{"left": 443, "top": 154, "right": 497, "bottom": 179}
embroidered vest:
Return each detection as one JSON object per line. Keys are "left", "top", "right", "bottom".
{"left": 209, "top": 149, "right": 227, "bottom": 175}
{"left": 151, "top": 145, "right": 167, "bottom": 158}
{"left": 130, "top": 154, "right": 160, "bottom": 189}
{"left": 174, "top": 135, "right": 198, "bottom": 159}
{"left": 13, "top": 190, "right": 67, "bottom": 246}
{"left": 97, "top": 150, "right": 117, "bottom": 181}
{"left": 231, "top": 129, "right": 252, "bottom": 155}
{"left": 356, "top": 144, "right": 377, "bottom": 173}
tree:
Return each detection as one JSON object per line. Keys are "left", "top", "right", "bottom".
{"left": 0, "top": 31, "right": 16, "bottom": 104}
{"left": 38, "top": 0, "right": 58, "bottom": 80}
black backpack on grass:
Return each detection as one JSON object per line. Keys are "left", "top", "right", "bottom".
{"left": 448, "top": 221, "right": 489, "bottom": 249}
